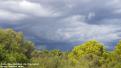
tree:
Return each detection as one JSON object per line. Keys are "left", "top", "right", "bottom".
{"left": 69, "top": 40, "right": 105, "bottom": 59}
{"left": 114, "top": 40, "right": 121, "bottom": 57}
{"left": 50, "top": 50, "right": 63, "bottom": 56}
{"left": 0, "top": 28, "right": 35, "bottom": 63}
{"left": 68, "top": 40, "right": 106, "bottom": 66}
{"left": 22, "top": 41, "right": 35, "bottom": 59}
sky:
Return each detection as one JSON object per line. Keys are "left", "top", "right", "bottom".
{"left": 0, "top": 0, "right": 121, "bottom": 50}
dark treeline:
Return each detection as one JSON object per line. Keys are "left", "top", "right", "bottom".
{"left": 0, "top": 29, "right": 121, "bottom": 68}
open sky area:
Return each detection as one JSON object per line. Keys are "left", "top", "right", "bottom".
{"left": 0, "top": 0, "right": 121, "bottom": 50}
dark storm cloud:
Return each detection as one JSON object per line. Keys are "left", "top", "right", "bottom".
{"left": 28, "top": 0, "right": 121, "bottom": 25}
{"left": 0, "top": 0, "right": 121, "bottom": 50}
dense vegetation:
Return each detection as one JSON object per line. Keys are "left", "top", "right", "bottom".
{"left": 0, "top": 29, "right": 34, "bottom": 67}
{"left": 0, "top": 29, "right": 121, "bottom": 68}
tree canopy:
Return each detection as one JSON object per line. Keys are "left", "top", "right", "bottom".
{"left": 0, "top": 28, "right": 35, "bottom": 63}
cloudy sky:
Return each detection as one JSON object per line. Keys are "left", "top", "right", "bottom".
{"left": 0, "top": 0, "right": 121, "bottom": 50}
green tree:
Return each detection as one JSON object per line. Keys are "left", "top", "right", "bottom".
{"left": 50, "top": 50, "right": 63, "bottom": 56}
{"left": 68, "top": 40, "right": 106, "bottom": 66}
{"left": 22, "top": 41, "right": 35, "bottom": 59}
{"left": 0, "top": 28, "right": 35, "bottom": 63}
{"left": 114, "top": 40, "right": 121, "bottom": 57}
{"left": 69, "top": 40, "right": 105, "bottom": 59}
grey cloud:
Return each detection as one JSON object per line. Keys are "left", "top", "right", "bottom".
{"left": 0, "top": 0, "right": 121, "bottom": 50}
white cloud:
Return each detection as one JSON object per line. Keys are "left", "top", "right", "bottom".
{"left": 52, "top": 15, "right": 121, "bottom": 42}
{"left": 0, "top": 0, "right": 59, "bottom": 17}
{"left": 87, "top": 12, "right": 95, "bottom": 20}
{"left": 0, "top": 9, "right": 27, "bottom": 21}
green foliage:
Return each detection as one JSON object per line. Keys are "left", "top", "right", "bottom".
{"left": 22, "top": 41, "right": 35, "bottom": 59}
{"left": 50, "top": 50, "right": 63, "bottom": 56}
{"left": 0, "top": 28, "right": 35, "bottom": 63}
{"left": 114, "top": 40, "right": 121, "bottom": 57}
{"left": 29, "top": 40, "right": 121, "bottom": 68}
{"left": 68, "top": 40, "right": 105, "bottom": 62}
